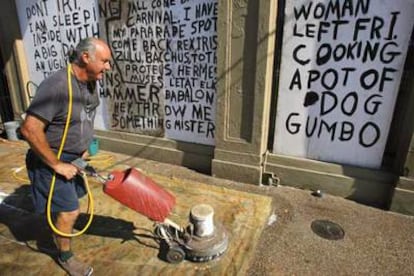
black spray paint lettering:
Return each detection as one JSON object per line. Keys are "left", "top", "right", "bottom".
{"left": 126, "top": 24, "right": 184, "bottom": 40}
{"left": 25, "top": 0, "right": 49, "bottom": 20}
{"left": 151, "top": 0, "right": 178, "bottom": 9}
{"left": 128, "top": 0, "right": 176, "bottom": 10}
{"left": 293, "top": 13, "right": 399, "bottom": 42}
{"left": 318, "top": 90, "right": 382, "bottom": 117}
{"left": 111, "top": 84, "right": 161, "bottom": 103}
{"left": 195, "top": 2, "right": 217, "bottom": 18}
{"left": 113, "top": 101, "right": 160, "bottom": 117}
{"left": 174, "top": 36, "right": 217, "bottom": 51}
{"left": 359, "top": 67, "right": 397, "bottom": 92}
{"left": 125, "top": 8, "right": 179, "bottom": 27}
{"left": 289, "top": 67, "right": 356, "bottom": 90}
{"left": 165, "top": 105, "right": 187, "bottom": 118}
{"left": 165, "top": 89, "right": 215, "bottom": 105}
{"left": 28, "top": 4, "right": 62, "bottom": 47}
{"left": 190, "top": 18, "right": 217, "bottom": 34}
{"left": 289, "top": 67, "right": 396, "bottom": 92}
{"left": 112, "top": 114, "right": 163, "bottom": 130}
{"left": 163, "top": 51, "right": 217, "bottom": 64}
{"left": 285, "top": 112, "right": 380, "bottom": 147}
{"left": 293, "top": 41, "right": 401, "bottom": 66}
{"left": 352, "top": 12, "right": 399, "bottom": 41}
{"left": 192, "top": 104, "right": 212, "bottom": 121}
{"left": 98, "top": 0, "right": 121, "bottom": 18}
{"left": 165, "top": 119, "right": 215, "bottom": 138}
{"left": 54, "top": 0, "right": 99, "bottom": 43}
{"left": 110, "top": 82, "right": 163, "bottom": 130}
{"left": 31, "top": 28, "right": 62, "bottom": 47}
{"left": 293, "top": 0, "right": 370, "bottom": 21}
{"left": 102, "top": 72, "right": 122, "bottom": 89}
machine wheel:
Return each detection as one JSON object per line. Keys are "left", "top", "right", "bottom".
{"left": 166, "top": 245, "right": 186, "bottom": 264}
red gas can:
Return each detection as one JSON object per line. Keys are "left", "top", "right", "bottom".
{"left": 103, "top": 168, "right": 176, "bottom": 222}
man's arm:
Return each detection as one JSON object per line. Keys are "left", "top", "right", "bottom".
{"left": 20, "top": 114, "right": 78, "bottom": 180}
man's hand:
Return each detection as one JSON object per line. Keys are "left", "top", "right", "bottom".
{"left": 52, "top": 161, "right": 79, "bottom": 180}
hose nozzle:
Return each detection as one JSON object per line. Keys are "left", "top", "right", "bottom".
{"left": 71, "top": 158, "right": 110, "bottom": 184}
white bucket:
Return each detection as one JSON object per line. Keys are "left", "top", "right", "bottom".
{"left": 4, "top": 121, "right": 20, "bottom": 141}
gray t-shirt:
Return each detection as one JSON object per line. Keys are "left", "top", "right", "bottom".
{"left": 27, "top": 67, "right": 99, "bottom": 155}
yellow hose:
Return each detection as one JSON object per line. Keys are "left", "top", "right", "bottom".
{"left": 46, "top": 63, "right": 94, "bottom": 237}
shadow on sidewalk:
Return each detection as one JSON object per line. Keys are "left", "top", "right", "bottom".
{"left": 76, "top": 213, "right": 160, "bottom": 249}
{"left": 0, "top": 185, "right": 160, "bottom": 257}
{"left": 0, "top": 185, "right": 57, "bottom": 257}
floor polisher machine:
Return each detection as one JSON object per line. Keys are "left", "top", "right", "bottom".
{"left": 72, "top": 158, "right": 229, "bottom": 264}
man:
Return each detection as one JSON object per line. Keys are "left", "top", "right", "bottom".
{"left": 20, "top": 37, "right": 111, "bottom": 276}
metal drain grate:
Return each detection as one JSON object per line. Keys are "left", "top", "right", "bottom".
{"left": 311, "top": 219, "right": 345, "bottom": 240}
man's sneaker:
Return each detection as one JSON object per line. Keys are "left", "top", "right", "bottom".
{"left": 57, "top": 256, "right": 93, "bottom": 276}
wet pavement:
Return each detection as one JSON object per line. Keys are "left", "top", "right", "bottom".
{"left": 0, "top": 138, "right": 414, "bottom": 275}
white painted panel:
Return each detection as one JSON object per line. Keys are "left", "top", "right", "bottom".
{"left": 163, "top": 0, "right": 217, "bottom": 145}
{"left": 15, "top": 0, "right": 103, "bottom": 127}
{"left": 99, "top": 0, "right": 218, "bottom": 145}
{"left": 16, "top": 0, "right": 61, "bottom": 83}
{"left": 16, "top": 0, "right": 218, "bottom": 146}
{"left": 273, "top": 0, "right": 414, "bottom": 168}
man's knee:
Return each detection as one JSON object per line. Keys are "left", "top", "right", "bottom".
{"left": 57, "top": 209, "right": 80, "bottom": 224}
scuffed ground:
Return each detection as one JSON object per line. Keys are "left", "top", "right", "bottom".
{"left": 0, "top": 139, "right": 271, "bottom": 275}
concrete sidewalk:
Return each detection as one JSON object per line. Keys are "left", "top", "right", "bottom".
{"left": 0, "top": 138, "right": 413, "bottom": 275}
